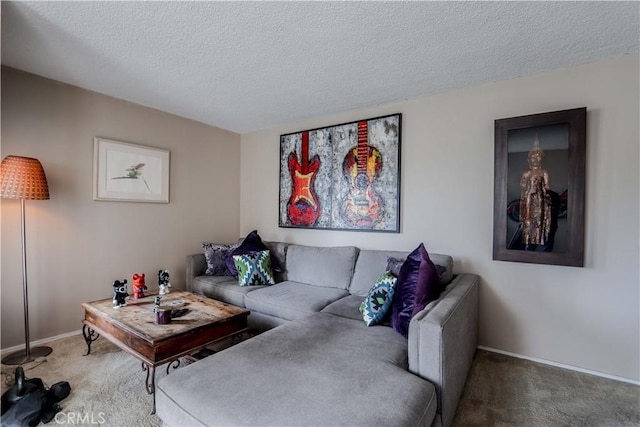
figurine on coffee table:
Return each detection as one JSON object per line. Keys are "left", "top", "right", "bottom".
{"left": 112, "top": 280, "right": 128, "bottom": 308}
{"left": 158, "top": 270, "right": 171, "bottom": 295}
{"left": 132, "top": 273, "right": 147, "bottom": 299}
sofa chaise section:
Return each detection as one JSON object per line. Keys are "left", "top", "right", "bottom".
{"left": 156, "top": 312, "right": 438, "bottom": 427}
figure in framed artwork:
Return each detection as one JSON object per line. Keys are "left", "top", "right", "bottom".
{"left": 519, "top": 135, "right": 557, "bottom": 251}
{"left": 493, "top": 107, "right": 585, "bottom": 266}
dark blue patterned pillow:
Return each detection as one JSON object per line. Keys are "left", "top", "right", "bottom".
{"left": 359, "top": 272, "right": 397, "bottom": 326}
{"left": 203, "top": 242, "right": 239, "bottom": 276}
{"left": 233, "top": 250, "right": 275, "bottom": 286}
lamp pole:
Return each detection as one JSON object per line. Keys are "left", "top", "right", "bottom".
{"left": 21, "top": 198, "right": 32, "bottom": 362}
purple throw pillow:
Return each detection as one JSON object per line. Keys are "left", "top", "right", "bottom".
{"left": 390, "top": 243, "right": 445, "bottom": 338}
{"left": 390, "top": 244, "right": 425, "bottom": 338}
{"left": 412, "top": 248, "right": 444, "bottom": 317}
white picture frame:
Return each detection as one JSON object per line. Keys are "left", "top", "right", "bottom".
{"left": 93, "top": 137, "right": 170, "bottom": 203}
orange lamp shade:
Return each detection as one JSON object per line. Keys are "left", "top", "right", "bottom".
{"left": 0, "top": 156, "right": 50, "bottom": 200}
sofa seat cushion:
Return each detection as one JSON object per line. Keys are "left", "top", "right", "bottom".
{"left": 320, "top": 294, "right": 364, "bottom": 321}
{"left": 286, "top": 244, "right": 359, "bottom": 290}
{"left": 245, "top": 281, "right": 348, "bottom": 321}
{"left": 156, "top": 313, "right": 437, "bottom": 427}
{"left": 192, "top": 275, "right": 266, "bottom": 307}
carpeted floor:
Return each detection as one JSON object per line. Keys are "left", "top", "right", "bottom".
{"left": 452, "top": 351, "right": 640, "bottom": 427}
{"left": 1, "top": 336, "right": 164, "bottom": 426}
{"left": 2, "top": 335, "right": 639, "bottom": 426}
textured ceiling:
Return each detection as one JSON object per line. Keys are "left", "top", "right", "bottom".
{"left": 2, "top": 1, "right": 638, "bottom": 133}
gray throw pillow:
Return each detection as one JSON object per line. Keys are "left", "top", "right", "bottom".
{"left": 386, "top": 257, "right": 405, "bottom": 277}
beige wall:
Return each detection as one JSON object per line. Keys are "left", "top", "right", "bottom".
{"left": 1, "top": 67, "right": 241, "bottom": 348}
{"left": 240, "top": 55, "right": 640, "bottom": 381}
{"left": 3, "top": 55, "right": 638, "bottom": 382}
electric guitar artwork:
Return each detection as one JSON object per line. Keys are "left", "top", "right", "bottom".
{"left": 340, "top": 121, "right": 384, "bottom": 228}
{"left": 287, "top": 131, "right": 321, "bottom": 226}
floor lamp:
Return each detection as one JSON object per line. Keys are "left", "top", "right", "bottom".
{"left": 1, "top": 155, "right": 52, "bottom": 365}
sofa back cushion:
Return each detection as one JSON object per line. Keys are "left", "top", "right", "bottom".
{"left": 350, "top": 249, "right": 454, "bottom": 296}
{"left": 286, "top": 244, "right": 359, "bottom": 290}
{"left": 264, "top": 241, "right": 289, "bottom": 282}
{"left": 350, "top": 250, "right": 409, "bottom": 296}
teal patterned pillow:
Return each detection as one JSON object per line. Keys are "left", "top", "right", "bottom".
{"left": 233, "top": 250, "right": 275, "bottom": 286}
{"left": 359, "top": 272, "right": 397, "bottom": 326}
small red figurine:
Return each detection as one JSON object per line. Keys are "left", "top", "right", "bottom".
{"left": 132, "top": 273, "right": 147, "bottom": 299}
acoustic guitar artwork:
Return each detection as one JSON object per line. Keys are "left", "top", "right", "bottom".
{"left": 287, "top": 131, "right": 321, "bottom": 226}
{"left": 340, "top": 121, "right": 384, "bottom": 228}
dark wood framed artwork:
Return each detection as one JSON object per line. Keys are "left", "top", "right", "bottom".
{"left": 279, "top": 113, "right": 401, "bottom": 232}
{"left": 493, "top": 107, "right": 586, "bottom": 267}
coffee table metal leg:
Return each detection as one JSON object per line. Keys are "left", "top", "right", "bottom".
{"left": 142, "top": 362, "right": 156, "bottom": 414}
{"left": 82, "top": 325, "right": 100, "bottom": 356}
{"left": 166, "top": 358, "right": 181, "bottom": 374}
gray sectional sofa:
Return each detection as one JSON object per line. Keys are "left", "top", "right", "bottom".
{"left": 156, "top": 242, "right": 479, "bottom": 427}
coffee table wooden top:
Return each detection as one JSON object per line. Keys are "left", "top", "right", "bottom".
{"left": 82, "top": 292, "right": 249, "bottom": 365}
{"left": 82, "top": 292, "right": 249, "bottom": 342}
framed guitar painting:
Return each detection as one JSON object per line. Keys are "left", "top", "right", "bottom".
{"left": 279, "top": 113, "right": 401, "bottom": 232}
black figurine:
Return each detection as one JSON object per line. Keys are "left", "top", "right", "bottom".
{"left": 153, "top": 296, "right": 162, "bottom": 313}
{"left": 158, "top": 270, "right": 171, "bottom": 295}
{"left": 112, "top": 280, "right": 128, "bottom": 308}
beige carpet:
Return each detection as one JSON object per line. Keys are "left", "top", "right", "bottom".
{"left": 1, "top": 336, "right": 164, "bottom": 426}
{"left": 2, "top": 336, "right": 639, "bottom": 426}
{"left": 453, "top": 350, "right": 640, "bottom": 427}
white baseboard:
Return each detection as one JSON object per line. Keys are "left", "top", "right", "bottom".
{"left": 1, "top": 330, "right": 82, "bottom": 355}
{"left": 478, "top": 345, "right": 640, "bottom": 386}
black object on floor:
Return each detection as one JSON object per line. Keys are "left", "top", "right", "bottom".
{"left": 1, "top": 367, "right": 71, "bottom": 426}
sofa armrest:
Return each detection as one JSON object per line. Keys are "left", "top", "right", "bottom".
{"left": 186, "top": 253, "right": 207, "bottom": 293}
{"left": 408, "top": 273, "right": 479, "bottom": 427}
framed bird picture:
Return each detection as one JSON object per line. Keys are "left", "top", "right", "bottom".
{"left": 93, "top": 137, "right": 170, "bottom": 203}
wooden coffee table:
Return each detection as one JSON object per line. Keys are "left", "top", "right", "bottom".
{"left": 81, "top": 291, "right": 249, "bottom": 413}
